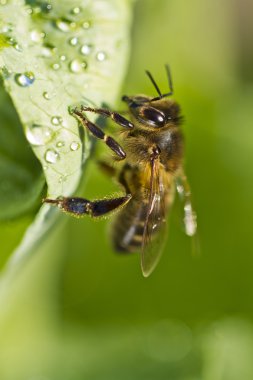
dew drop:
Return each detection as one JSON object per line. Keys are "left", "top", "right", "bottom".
{"left": 41, "top": 2, "right": 52, "bottom": 13}
{"left": 43, "top": 165, "right": 48, "bottom": 170}
{"left": 7, "top": 36, "right": 15, "bottom": 45}
{"left": 42, "top": 47, "right": 51, "bottom": 57}
{"left": 51, "top": 62, "right": 60, "bottom": 70}
{"left": 26, "top": 124, "right": 54, "bottom": 146}
{"left": 51, "top": 116, "right": 63, "bottom": 125}
{"left": 69, "top": 36, "right": 78, "bottom": 46}
{"left": 2, "top": 24, "right": 13, "bottom": 33}
{"left": 30, "top": 29, "right": 46, "bottom": 43}
{"left": 60, "top": 55, "right": 67, "bottom": 61}
{"left": 69, "top": 59, "right": 87, "bottom": 73}
{"left": 55, "top": 19, "right": 70, "bottom": 32}
{"left": 56, "top": 141, "right": 65, "bottom": 148}
{"left": 14, "top": 43, "right": 22, "bottom": 52}
{"left": 41, "top": 43, "right": 56, "bottom": 57}
{"left": 82, "top": 21, "right": 91, "bottom": 30}
{"left": 15, "top": 72, "right": 35, "bottom": 87}
{"left": 71, "top": 7, "right": 81, "bottom": 15}
{"left": 80, "top": 44, "right": 92, "bottom": 56}
{"left": 96, "top": 51, "right": 107, "bottom": 62}
{"left": 44, "top": 149, "right": 59, "bottom": 164}
{"left": 43, "top": 91, "right": 50, "bottom": 100}
{"left": 70, "top": 141, "right": 80, "bottom": 151}
{"left": 55, "top": 18, "right": 76, "bottom": 32}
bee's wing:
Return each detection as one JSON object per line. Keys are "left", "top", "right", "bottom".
{"left": 141, "top": 158, "right": 169, "bottom": 277}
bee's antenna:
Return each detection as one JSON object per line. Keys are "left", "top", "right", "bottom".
{"left": 147, "top": 64, "right": 174, "bottom": 101}
{"left": 165, "top": 64, "right": 173, "bottom": 95}
{"left": 145, "top": 70, "right": 162, "bottom": 99}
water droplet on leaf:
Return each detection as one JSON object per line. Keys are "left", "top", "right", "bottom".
{"left": 51, "top": 116, "right": 63, "bottom": 125}
{"left": 30, "top": 29, "right": 46, "bottom": 43}
{"left": 69, "top": 36, "right": 78, "bottom": 46}
{"left": 43, "top": 91, "right": 50, "bottom": 100}
{"left": 2, "top": 24, "right": 13, "bottom": 33}
{"left": 51, "top": 62, "right": 60, "bottom": 70}
{"left": 70, "top": 141, "right": 80, "bottom": 151}
{"left": 55, "top": 18, "right": 75, "bottom": 32}
{"left": 71, "top": 7, "right": 81, "bottom": 15}
{"left": 69, "top": 59, "right": 87, "bottom": 73}
{"left": 14, "top": 43, "right": 22, "bottom": 52}
{"left": 56, "top": 141, "right": 65, "bottom": 148}
{"left": 80, "top": 44, "right": 92, "bottom": 55}
{"left": 82, "top": 21, "right": 91, "bottom": 29}
{"left": 41, "top": 43, "right": 56, "bottom": 57}
{"left": 15, "top": 72, "right": 35, "bottom": 87}
{"left": 96, "top": 51, "right": 107, "bottom": 62}
{"left": 41, "top": 2, "right": 52, "bottom": 13}
{"left": 45, "top": 149, "right": 59, "bottom": 164}
{"left": 26, "top": 124, "right": 54, "bottom": 146}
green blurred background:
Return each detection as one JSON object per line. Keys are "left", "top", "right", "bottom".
{"left": 1, "top": 0, "right": 253, "bottom": 379}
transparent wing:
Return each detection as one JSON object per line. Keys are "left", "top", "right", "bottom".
{"left": 141, "top": 158, "right": 170, "bottom": 277}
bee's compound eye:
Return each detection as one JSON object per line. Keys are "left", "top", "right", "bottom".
{"left": 142, "top": 107, "right": 165, "bottom": 126}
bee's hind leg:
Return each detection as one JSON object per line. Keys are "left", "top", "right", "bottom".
{"left": 44, "top": 195, "right": 131, "bottom": 218}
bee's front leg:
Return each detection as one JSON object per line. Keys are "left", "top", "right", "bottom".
{"left": 73, "top": 109, "right": 126, "bottom": 160}
{"left": 44, "top": 195, "right": 131, "bottom": 218}
{"left": 176, "top": 172, "right": 197, "bottom": 237}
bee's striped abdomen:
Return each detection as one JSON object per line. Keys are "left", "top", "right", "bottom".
{"left": 111, "top": 194, "right": 149, "bottom": 253}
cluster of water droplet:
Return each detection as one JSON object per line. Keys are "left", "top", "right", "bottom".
{"left": 0, "top": 20, "right": 23, "bottom": 53}
{"left": 25, "top": 1, "right": 52, "bottom": 16}
{"left": 1, "top": 2, "right": 107, "bottom": 88}
{"left": 25, "top": 114, "right": 81, "bottom": 167}
{"left": 2, "top": 1, "right": 112, "bottom": 172}
{"left": 38, "top": 5, "right": 108, "bottom": 75}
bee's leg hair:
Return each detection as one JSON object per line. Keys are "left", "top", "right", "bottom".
{"left": 43, "top": 195, "right": 131, "bottom": 218}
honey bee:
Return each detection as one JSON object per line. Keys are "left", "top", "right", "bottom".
{"left": 44, "top": 65, "right": 197, "bottom": 277}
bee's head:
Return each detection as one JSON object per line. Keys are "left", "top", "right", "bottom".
{"left": 122, "top": 95, "right": 182, "bottom": 128}
{"left": 122, "top": 65, "right": 182, "bottom": 128}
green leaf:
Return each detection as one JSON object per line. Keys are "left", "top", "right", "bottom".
{"left": 0, "top": 85, "right": 44, "bottom": 220}
{"left": 0, "top": 0, "right": 132, "bottom": 277}
{"left": 0, "top": 0, "right": 131, "bottom": 198}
